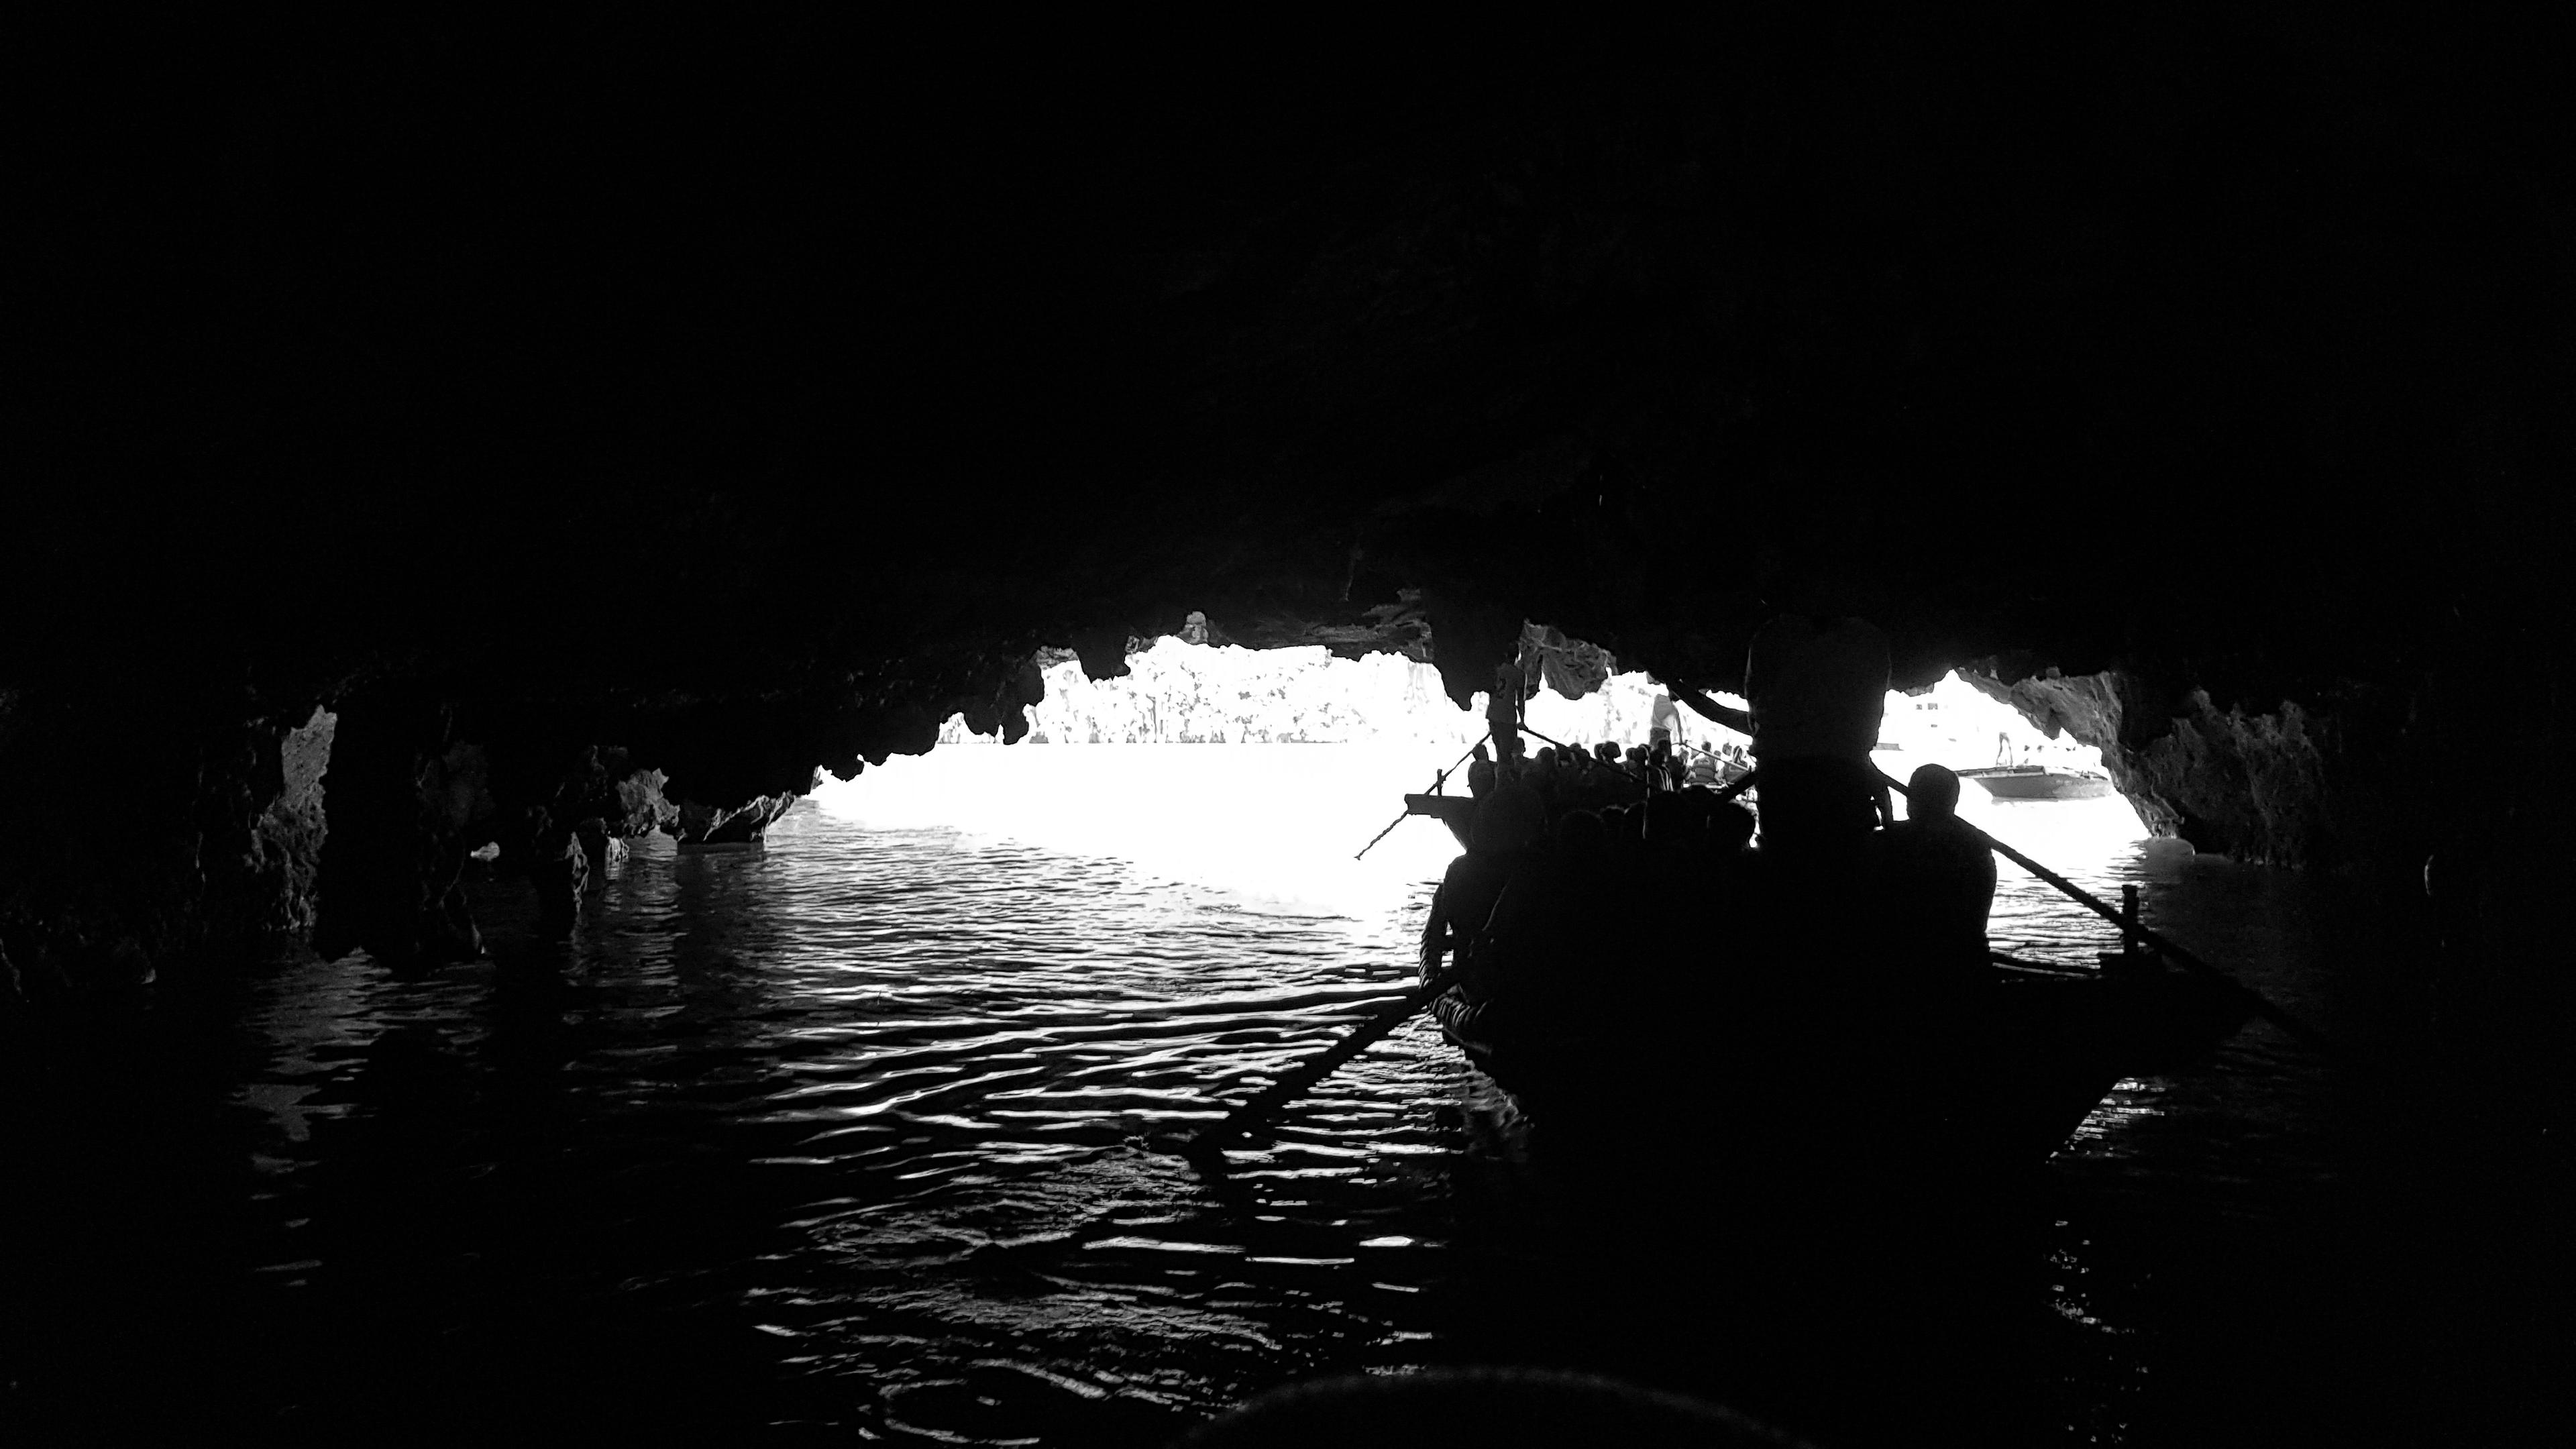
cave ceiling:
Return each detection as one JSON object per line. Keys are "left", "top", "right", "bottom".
{"left": 12, "top": 13, "right": 2571, "bottom": 770}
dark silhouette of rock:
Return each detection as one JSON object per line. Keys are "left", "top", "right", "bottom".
{"left": 574, "top": 824, "right": 628, "bottom": 888}
{"left": 529, "top": 836, "right": 587, "bottom": 934}
{"left": 311, "top": 688, "right": 494, "bottom": 969}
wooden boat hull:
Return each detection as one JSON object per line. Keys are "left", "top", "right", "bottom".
{"left": 1430, "top": 964, "right": 2248, "bottom": 1167}
{"left": 1405, "top": 793, "right": 1479, "bottom": 849}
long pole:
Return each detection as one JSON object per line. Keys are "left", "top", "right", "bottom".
{"left": 1353, "top": 729, "right": 1492, "bottom": 861}
{"left": 1877, "top": 767, "right": 2342, "bottom": 1059}
{"left": 1188, "top": 964, "right": 1465, "bottom": 1158}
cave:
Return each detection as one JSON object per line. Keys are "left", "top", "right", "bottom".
{"left": 6, "top": 12, "right": 2572, "bottom": 1444}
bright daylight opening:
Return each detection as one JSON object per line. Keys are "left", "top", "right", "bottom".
{"left": 811, "top": 634, "right": 2150, "bottom": 910}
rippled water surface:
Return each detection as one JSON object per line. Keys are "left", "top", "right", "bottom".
{"left": 12, "top": 748, "right": 2571, "bottom": 1445}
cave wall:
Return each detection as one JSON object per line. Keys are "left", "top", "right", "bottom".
{"left": 5, "top": 13, "right": 2571, "bottom": 1050}
{"left": 1962, "top": 622, "right": 2567, "bottom": 883}
{"left": 1962, "top": 667, "right": 2373, "bottom": 867}
{"left": 0, "top": 674, "right": 336, "bottom": 1012}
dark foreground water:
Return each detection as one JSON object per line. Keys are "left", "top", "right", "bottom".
{"left": 7, "top": 787, "right": 2571, "bottom": 1445}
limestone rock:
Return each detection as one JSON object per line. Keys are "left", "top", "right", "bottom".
{"left": 529, "top": 836, "right": 588, "bottom": 933}
{"left": 1962, "top": 667, "right": 2396, "bottom": 870}
{"left": 670, "top": 793, "right": 799, "bottom": 847}
{"left": 311, "top": 689, "right": 491, "bottom": 969}
{"left": 574, "top": 822, "right": 630, "bottom": 887}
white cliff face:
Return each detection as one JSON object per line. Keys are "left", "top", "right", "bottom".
{"left": 1878, "top": 671, "right": 2114, "bottom": 771}
{"left": 941, "top": 639, "right": 1481, "bottom": 746}
{"left": 930, "top": 645, "right": 2112, "bottom": 792}
{"left": 933, "top": 636, "right": 1762, "bottom": 754}
{"left": 1522, "top": 674, "right": 1751, "bottom": 755}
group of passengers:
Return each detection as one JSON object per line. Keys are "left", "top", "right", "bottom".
{"left": 1465, "top": 733, "right": 1744, "bottom": 809}
{"left": 1421, "top": 595, "right": 1999, "bottom": 1046}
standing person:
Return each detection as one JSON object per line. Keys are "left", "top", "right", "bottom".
{"left": 1487, "top": 661, "right": 1526, "bottom": 767}
{"left": 1743, "top": 600, "right": 1892, "bottom": 861}
{"left": 1649, "top": 692, "right": 1682, "bottom": 753}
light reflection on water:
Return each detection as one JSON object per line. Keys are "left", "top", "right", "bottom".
{"left": 199, "top": 747, "right": 2445, "bottom": 1443}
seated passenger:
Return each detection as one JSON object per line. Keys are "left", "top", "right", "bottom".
{"left": 1877, "top": 764, "right": 1997, "bottom": 985}
{"left": 1517, "top": 748, "right": 1556, "bottom": 807}
{"left": 1597, "top": 802, "right": 1638, "bottom": 850}
{"left": 1638, "top": 793, "right": 1713, "bottom": 922}
{"left": 1685, "top": 746, "right": 1718, "bottom": 789}
{"left": 1711, "top": 801, "right": 1757, "bottom": 857}
{"left": 1644, "top": 790, "right": 1707, "bottom": 853}
{"left": 1468, "top": 809, "right": 1623, "bottom": 1028}
{"left": 1466, "top": 743, "right": 1497, "bottom": 799}
{"left": 1421, "top": 781, "right": 1547, "bottom": 983}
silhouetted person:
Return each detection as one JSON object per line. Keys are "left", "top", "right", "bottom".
{"left": 1488, "top": 662, "right": 1526, "bottom": 765}
{"left": 1686, "top": 745, "right": 1717, "bottom": 789}
{"left": 1466, "top": 743, "right": 1497, "bottom": 799}
{"left": 1745, "top": 606, "right": 1892, "bottom": 863}
{"left": 1711, "top": 801, "right": 1757, "bottom": 857}
{"left": 1523, "top": 745, "right": 1560, "bottom": 807}
{"left": 1879, "top": 764, "right": 1996, "bottom": 985}
{"left": 1471, "top": 808, "right": 1621, "bottom": 1032}
{"left": 1550, "top": 804, "right": 1608, "bottom": 867}
{"left": 1422, "top": 782, "right": 1546, "bottom": 983}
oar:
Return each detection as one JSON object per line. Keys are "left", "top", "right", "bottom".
{"left": 1353, "top": 730, "right": 1491, "bottom": 860}
{"left": 1877, "top": 767, "right": 2342, "bottom": 1059}
{"left": 1187, "top": 964, "right": 1465, "bottom": 1159}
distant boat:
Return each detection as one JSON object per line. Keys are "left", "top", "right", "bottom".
{"left": 1956, "top": 764, "right": 2115, "bottom": 800}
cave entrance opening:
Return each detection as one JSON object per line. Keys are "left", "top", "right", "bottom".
{"left": 805, "top": 637, "right": 2152, "bottom": 908}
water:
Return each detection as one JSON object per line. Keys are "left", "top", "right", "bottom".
{"left": 7, "top": 750, "right": 2569, "bottom": 1444}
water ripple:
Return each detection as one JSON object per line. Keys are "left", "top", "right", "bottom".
{"left": 180, "top": 780, "right": 2469, "bottom": 1442}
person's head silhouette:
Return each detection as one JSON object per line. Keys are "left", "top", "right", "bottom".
{"left": 1908, "top": 763, "right": 1962, "bottom": 822}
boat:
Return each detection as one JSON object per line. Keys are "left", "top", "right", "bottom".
{"left": 1404, "top": 793, "right": 1479, "bottom": 849}
{"left": 1429, "top": 952, "right": 2247, "bottom": 1167}
{"left": 1955, "top": 764, "right": 2116, "bottom": 800}
{"left": 1410, "top": 808, "right": 2248, "bottom": 1167}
